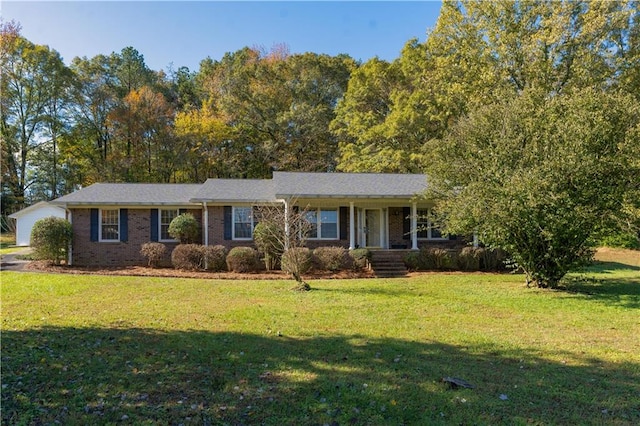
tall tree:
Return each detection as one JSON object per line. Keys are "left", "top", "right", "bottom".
{"left": 198, "top": 47, "right": 354, "bottom": 177}
{"left": 424, "top": 88, "right": 640, "bottom": 288}
{"left": 334, "top": 0, "right": 639, "bottom": 173}
{"left": 1, "top": 23, "right": 71, "bottom": 208}
{"left": 68, "top": 54, "right": 119, "bottom": 182}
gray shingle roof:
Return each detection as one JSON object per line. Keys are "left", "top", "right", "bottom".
{"left": 52, "top": 183, "right": 202, "bottom": 205}
{"left": 52, "top": 173, "right": 428, "bottom": 205}
{"left": 273, "top": 172, "right": 427, "bottom": 198}
{"left": 191, "top": 179, "right": 275, "bottom": 203}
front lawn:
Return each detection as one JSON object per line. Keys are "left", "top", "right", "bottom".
{"left": 2, "top": 257, "right": 638, "bottom": 424}
{"left": 0, "top": 232, "right": 22, "bottom": 255}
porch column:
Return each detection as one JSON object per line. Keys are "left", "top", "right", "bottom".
{"left": 411, "top": 202, "right": 418, "bottom": 250}
{"left": 349, "top": 202, "right": 355, "bottom": 250}
{"left": 203, "top": 202, "right": 209, "bottom": 246}
{"left": 283, "top": 199, "right": 290, "bottom": 250}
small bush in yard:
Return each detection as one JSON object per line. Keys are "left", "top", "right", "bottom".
{"left": 226, "top": 247, "right": 260, "bottom": 273}
{"left": 404, "top": 251, "right": 420, "bottom": 271}
{"left": 478, "top": 247, "right": 508, "bottom": 272}
{"left": 458, "top": 246, "right": 481, "bottom": 271}
{"left": 30, "top": 216, "right": 73, "bottom": 265}
{"left": 349, "top": 248, "right": 371, "bottom": 270}
{"left": 203, "top": 245, "right": 228, "bottom": 272}
{"left": 313, "top": 246, "right": 348, "bottom": 271}
{"left": 140, "top": 242, "right": 167, "bottom": 267}
{"left": 281, "top": 247, "right": 312, "bottom": 281}
{"left": 172, "top": 244, "right": 204, "bottom": 270}
{"left": 168, "top": 213, "right": 199, "bottom": 244}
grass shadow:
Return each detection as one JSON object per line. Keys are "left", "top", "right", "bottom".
{"left": 2, "top": 326, "right": 638, "bottom": 424}
{"left": 560, "top": 261, "right": 640, "bottom": 309}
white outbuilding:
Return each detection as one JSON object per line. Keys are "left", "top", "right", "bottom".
{"left": 8, "top": 201, "right": 67, "bottom": 246}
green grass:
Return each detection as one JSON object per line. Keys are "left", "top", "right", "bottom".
{"left": 2, "top": 255, "right": 639, "bottom": 425}
{"left": 0, "top": 232, "right": 22, "bottom": 255}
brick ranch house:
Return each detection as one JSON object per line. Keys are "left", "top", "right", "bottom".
{"left": 52, "top": 172, "right": 461, "bottom": 267}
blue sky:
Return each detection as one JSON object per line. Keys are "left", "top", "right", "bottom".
{"left": 3, "top": 1, "right": 442, "bottom": 72}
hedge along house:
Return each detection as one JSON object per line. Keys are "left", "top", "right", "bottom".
{"left": 52, "top": 172, "right": 460, "bottom": 266}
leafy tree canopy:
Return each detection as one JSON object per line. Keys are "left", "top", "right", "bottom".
{"left": 424, "top": 88, "right": 640, "bottom": 288}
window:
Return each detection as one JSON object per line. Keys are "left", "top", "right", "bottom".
{"left": 100, "top": 209, "right": 119, "bottom": 241}
{"left": 233, "top": 207, "right": 253, "bottom": 239}
{"left": 160, "top": 209, "right": 179, "bottom": 241}
{"left": 305, "top": 208, "right": 338, "bottom": 239}
{"left": 417, "top": 208, "right": 443, "bottom": 240}
{"left": 416, "top": 208, "right": 442, "bottom": 239}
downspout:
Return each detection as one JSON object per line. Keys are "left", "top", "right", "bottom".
{"left": 203, "top": 202, "right": 209, "bottom": 247}
{"left": 203, "top": 202, "right": 209, "bottom": 270}
{"left": 64, "top": 205, "right": 73, "bottom": 266}
{"left": 283, "top": 199, "right": 290, "bottom": 250}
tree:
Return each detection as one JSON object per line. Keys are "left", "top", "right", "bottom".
{"left": 332, "top": 57, "right": 424, "bottom": 173}
{"left": 254, "top": 202, "right": 314, "bottom": 290}
{"left": 333, "top": 0, "right": 638, "bottom": 174}
{"left": 107, "top": 86, "right": 175, "bottom": 182}
{"left": 198, "top": 47, "right": 354, "bottom": 176}
{"left": 424, "top": 88, "right": 640, "bottom": 288}
{"left": 1, "top": 24, "right": 72, "bottom": 208}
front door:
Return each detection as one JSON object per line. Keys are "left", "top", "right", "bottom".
{"left": 364, "top": 209, "right": 382, "bottom": 247}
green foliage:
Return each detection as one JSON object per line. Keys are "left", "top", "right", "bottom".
{"left": 404, "top": 246, "right": 508, "bottom": 272}
{"left": 171, "top": 244, "right": 204, "bottom": 270}
{"left": 349, "top": 248, "right": 371, "bottom": 270}
{"left": 252, "top": 221, "right": 282, "bottom": 270}
{"left": 596, "top": 232, "right": 640, "bottom": 250}
{"left": 140, "top": 242, "right": 167, "bottom": 267}
{"left": 457, "top": 246, "right": 481, "bottom": 271}
{"left": 312, "top": 246, "right": 349, "bottom": 272}
{"left": 29, "top": 216, "right": 72, "bottom": 265}
{"left": 226, "top": 247, "right": 260, "bottom": 273}
{"left": 168, "top": 213, "right": 199, "bottom": 244}
{"left": 202, "top": 245, "right": 228, "bottom": 272}
{"left": 426, "top": 88, "right": 640, "bottom": 287}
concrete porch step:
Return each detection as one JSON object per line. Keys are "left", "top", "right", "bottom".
{"left": 369, "top": 250, "right": 409, "bottom": 278}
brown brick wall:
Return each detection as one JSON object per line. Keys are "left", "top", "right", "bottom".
{"left": 71, "top": 204, "right": 463, "bottom": 266}
{"left": 388, "top": 207, "right": 408, "bottom": 248}
{"left": 71, "top": 208, "right": 202, "bottom": 266}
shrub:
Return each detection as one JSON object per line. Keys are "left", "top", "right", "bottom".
{"left": 458, "top": 246, "right": 481, "bottom": 271}
{"left": 202, "top": 245, "right": 228, "bottom": 272}
{"left": 140, "top": 242, "right": 167, "bottom": 267}
{"left": 168, "top": 213, "right": 199, "bottom": 244}
{"left": 253, "top": 222, "right": 282, "bottom": 270}
{"left": 281, "top": 247, "right": 312, "bottom": 278}
{"left": 30, "top": 216, "right": 73, "bottom": 265}
{"left": 479, "top": 247, "right": 508, "bottom": 272}
{"left": 171, "top": 244, "right": 204, "bottom": 270}
{"left": 597, "top": 232, "right": 640, "bottom": 250}
{"left": 313, "top": 246, "right": 348, "bottom": 271}
{"left": 226, "top": 247, "right": 260, "bottom": 273}
{"left": 349, "top": 248, "right": 371, "bottom": 270}
{"left": 403, "top": 251, "right": 420, "bottom": 271}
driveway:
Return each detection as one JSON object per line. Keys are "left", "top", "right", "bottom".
{"left": 1, "top": 248, "right": 32, "bottom": 272}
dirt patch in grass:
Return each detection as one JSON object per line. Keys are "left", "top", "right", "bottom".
{"left": 594, "top": 247, "right": 640, "bottom": 267}
{"left": 25, "top": 261, "right": 375, "bottom": 280}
